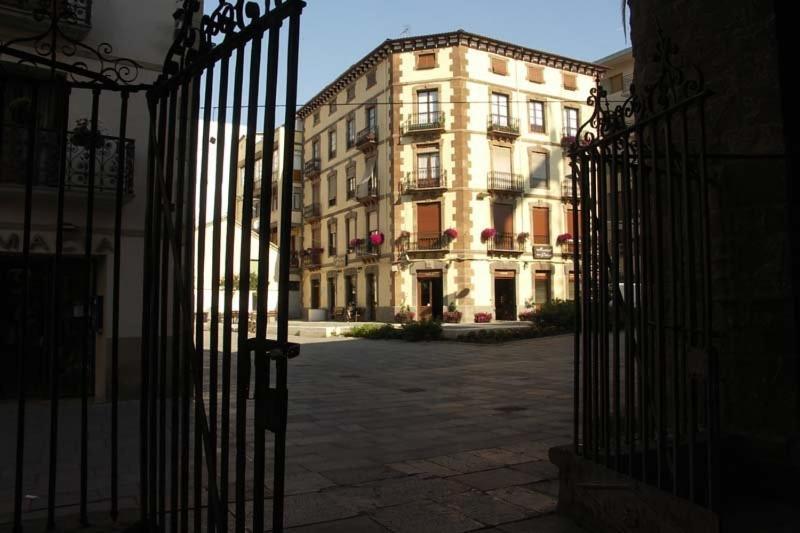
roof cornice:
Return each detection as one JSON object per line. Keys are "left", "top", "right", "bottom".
{"left": 297, "top": 30, "right": 606, "bottom": 119}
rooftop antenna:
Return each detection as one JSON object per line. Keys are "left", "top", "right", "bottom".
{"left": 400, "top": 25, "right": 410, "bottom": 37}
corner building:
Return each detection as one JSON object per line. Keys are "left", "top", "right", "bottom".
{"left": 297, "top": 31, "right": 601, "bottom": 322}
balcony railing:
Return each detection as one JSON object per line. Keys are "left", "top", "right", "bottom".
{"left": 400, "top": 169, "right": 446, "bottom": 193}
{"left": 289, "top": 251, "right": 300, "bottom": 269}
{"left": 355, "top": 178, "right": 378, "bottom": 203}
{"left": 303, "top": 158, "right": 321, "bottom": 177}
{"left": 354, "top": 239, "right": 381, "bottom": 259}
{"left": 396, "top": 232, "right": 449, "bottom": 253}
{"left": 487, "top": 232, "right": 524, "bottom": 253}
{"left": 355, "top": 126, "right": 377, "bottom": 151}
{"left": 487, "top": 171, "right": 524, "bottom": 194}
{"left": 487, "top": 114, "right": 520, "bottom": 137}
{"left": 301, "top": 249, "right": 322, "bottom": 268}
{"left": 562, "top": 179, "right": 579, "bottom": 202}
{"left": 402, "top": 112, "right": 445, "bottom": 135}
{"left": 1, "top": 0, "right": 92, "bottom": 30}
{"left": 303, "top": 202, "right": 321, "bottom": 220}
{"left": 0, "top": 124, "right": 134, "bottom": 194}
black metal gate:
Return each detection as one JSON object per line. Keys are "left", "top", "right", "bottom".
{"left": 2, "top": 1, "right": 305, "bottom": 531}
{"left": 141, "top": 2, "right": 304, "bottom": 532}
{"left": 568, "top": 35, "right": 720, "bottom": 510}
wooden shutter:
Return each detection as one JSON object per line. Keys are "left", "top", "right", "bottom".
{"left": 566, "top": 206, "right": 582, "bottom": 236}
{"left": 491, "top": 57, "right": 508, "bottom": 75}
{"left": 417, "top": 52, "right": 435, "bottom": 69}
{"left": 527, "top": 65, "right": 544, "bottom": 83}
{"left": 494, "top": 270, "right": 515, "bottom": 279}
{"left": 493, "top": 204, "right": 514, "bottom": 234}
{"left": 368, "top": 210, "right": 378, "bottom": 232}
{"left": 529, "top": 151, "right": 548, "bottom": 185}
{"left": 533, "top": 207, "right": 550, "bottom": 244}
{"left": 562, "top": 72, "right": 577, "bottom": 90}
{"left": 327, "top": 173, "right": 336, "bottom": 201}
{"left": 492, "top": 145, "right": 512, "bottom": 174}
{"left": 417, "top": 202, "right": 441, "bottom": 235}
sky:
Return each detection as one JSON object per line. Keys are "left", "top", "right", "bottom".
{"left": 202, "top": 0, "right": 630, "bottom": 126}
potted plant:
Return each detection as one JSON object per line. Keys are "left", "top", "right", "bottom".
{"left": 349, "top": 237, "right": 363, "bottom": 250}
{"left": 474, "top": 311, "right": 492, "bottom": 323}
{"left": 517, "top": 231, "right": 529, "bottom": 243}
{"left": 443, "top": 301, "right": 462, "bottom": 323}
{"left": 72, "top": 118, "right": 105, "bottom": 149}
{"left": 556, "top": 233, "right": 573, "bottom": 245}
{"left": 519, "top": 298, "right": 536, "bottom": 321}
{"left": 443, "top": 228, "right": 458, "bottom": 242}
{"left": 369, "top": 232, "right": 385, "bottom": 246}
{"left": 394, "top": 303, "right": 415, "bottom": 324}
{"left": 480, "top": 228, "right": 497, "bottom": 242}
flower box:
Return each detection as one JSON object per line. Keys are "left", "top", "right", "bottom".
{"left": 443, "top": 310, "right": 462, "bottom": 323}
{"left": 474, "top": 312, "right": 492, "bottom": 323}
{"left": 480, "top": 228, "right": 497, "bottom": 242}
{"left": 556, "top": 233, "right": 573, "bottom": 245}
{"left": 518, "top": 309, "right": 536, "bottom": 321}
{"left": 394, "top": 311, "right": 415, "bottom": 324}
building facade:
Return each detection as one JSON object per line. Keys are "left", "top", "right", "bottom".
{"left": 0, "top": 0, "right": 179, "bottom": 399}
{"left": 596, "top": 47, "right": 633, "bottom": 102}
{"left": 297, "top": 31, "right": 601, "bottom": 322}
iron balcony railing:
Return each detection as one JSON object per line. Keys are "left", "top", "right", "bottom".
{"left": 303, "top": 202, "right": 321, "bottom": 219}
{"left": 355, "top": 178, "right": 378, "bottom": 202}
{"left": 355, "top": 126, "right": 378, "bottom": 151}
{"left": 397, "top": 232, "right": 449, "bottom": 252}
{"left": 289, "top": 251, "right": 300, "bottom": 268}
{"left": 301, "top": 249, "right": 322, "bottom": 268}
{"left": 303, "top": 157, "right": 321, "bottom": 177}
{"left": 487, "top": 232, "right": 524, "bottom": 253}
{"left": 487, "top": 171, "right": 524, "bottom": 194}
{"left": 400, "top": 169, "right": 446, "bottom": 193}
{"left": 353, "top": 239, "right": 381, "bottom": 258}
{"left": 487, "top": 114, "right": 520, "bottom": 136}
{"left": 0, "top": 124, "right": 134, "bottom": 194}
{"left": 0, "top": 0, "right": 92, "bottom": 27}
{"left": 402, "top": 112, "right": 445, "bottom": 135}
{"left": 562, "top": 179, "right": 579, "bottom": 202}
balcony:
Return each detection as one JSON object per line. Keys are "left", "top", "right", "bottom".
{"left": 0, "top": 124, "right": 135, "bottom": 197}
{"left": 289, "top": 251, "right": 300, "bottom": 270}
{"left": 303, "top": 202, "right": 321, "bottom": 220}
{"left": 487, "top": 114, "right": 520, "bottom": 139}
{"left": 0, "top": 0, "right": 92, "bottom": 39}
{"left": 487, "top": 232, "right": 525, "bottom": 255}
{"left": 355, "top": 177, "right": 378, "bottom": 205}
{"left": 396, "top": 233, "right": 449, "bottom": 254}
{"left": 561, "top": 179, "right": 579, "bottom": 203}
{"left": 353, "top": 239, "right": 381, "bottom": 261}
{"left": 487, "top": 171, "right": 524, "bottom": 195}
{"left": 303, "top": 158, "right": 321, "bottom": 178}
{"left": 400, "top": 170, "right": 446, "bottom": 195}
{"left": 354, "top": 126, "right": 378, "bottom": 152}
{"left": 301, "top": 249, "right": 322, "bottom": 269}
{"left": 402, "top": 112, "right": 445, "bottom": 136}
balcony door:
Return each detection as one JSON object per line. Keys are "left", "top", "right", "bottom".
{"left": 417, "top": 89, "right": 439, "bottom": 124}
{"left": 491, "top": 92, "right": 509, "bottom": 126}
{"left": 417, "top": 150, "right": 440, "bottom": 188}
{"left": 417, "top": 270, "right": 443, "bottom": 321}
{"left": 417, "top": 202, "right": 441, "bottom": 250}
{"left": 493, "top": 203, "right": 514, "bottom": 248}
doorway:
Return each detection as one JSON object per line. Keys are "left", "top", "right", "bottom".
{"left": 417, "top": 270, "right": 443, "bottom": 321}
{"left": 365, "top": 273, "right": 376, "bottom": 321}
{"left": 327, "top": 277, "right": 337, "bottom": 315}
{"left": 494, "top": 271, "right": 517, "bottom": 320}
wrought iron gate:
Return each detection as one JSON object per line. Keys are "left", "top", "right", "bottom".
{"left": 141, "top": 1, "right": 305, "bottom": 532}
{"left": 568, "top": 35, "right": 720, "bottom": 510}
{"left": 2, "top": 1, "right": 305, "bottom": 531}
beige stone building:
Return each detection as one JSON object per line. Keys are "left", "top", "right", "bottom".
{"left": 596, "top": 47, "right": 633, "bottom": 102}
{"left": 296, "top": 31, "right": 602, "bottom": 322}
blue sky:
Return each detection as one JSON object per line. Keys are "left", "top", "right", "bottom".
{"left": 203, "top": 1, "right": 629, "bottom": 125}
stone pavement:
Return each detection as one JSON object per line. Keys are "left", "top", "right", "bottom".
{"left": 1, "top": 334, "right": 587, "bottom": 532}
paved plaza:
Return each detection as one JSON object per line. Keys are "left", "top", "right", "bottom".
{"left": 1, "top": 334, "right": 586, "bottom": 532}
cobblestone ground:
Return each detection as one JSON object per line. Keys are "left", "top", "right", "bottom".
{"left": 1, "top": 334, "right": 586, "bottom": 532}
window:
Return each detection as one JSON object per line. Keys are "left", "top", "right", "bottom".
{"left": 311, "top": 182, "right": 320, "bottom": 210}
{"left": 532, "top": 207, "right": 550, "bottom": 244}
{"left": 311, "top": 138, "right": 320, "bottom": 160}
{"left": 328, "top": 128, "right": 337, "bottom": 159}
{"left": 366, "top": 69, "right": 377, "bottom": 88}
{"left": 293, "top": 187, "right": 302, "bottom": 211}
{"left": 346, "top": 116, "right": 355, "bottom": 148}
{"left": 313, "top": 111, "right": 320, "bottom": 125}
{"left": 527, "top": 65, "right": 544, "bottom": 83}
{"left": 609, "top": 73, "right": 624, "bottom": 93}
{"left": 272, "top": 147, "right": 279, "bottom": 174}
{"left": 346, "top": 217, "right": 356, "bottom": 251}
{"left": 529, "top": 151, "right": 548, "bottom": 189}
{"left": 417, "top": 89, "right": 439, "bottom": 125}
{"left": 271, "top": 183, "right": 279, "bottom": 211}
{"left": 529, "top": 100, "right": 545, "bottom": 133}
{"left": 366, "top": 106, "right": 377, "bottom": 132}
{"left": 417, "top": 203, "right": 442, "bottom": 246}
{"left": 311, "top": 224, "right": 322, "bottom": 248}
{"left": 565, "top": 206, "right": 581, "bottom": 237}
{"left": 346, "top": 163, "right": 356, "bottom": 199}
{"left": 492, "top": 144, "right": 512, "bottom": 175}
{"left": 327, "top": 172, "right": 337, "bottom": 207}
{"left": 416, "top": 52, "right": 435, "bottom": 69}
{"left": 329, "top": 99, "right": 336, "bottom": 114}
{"left": 310, "top": 279, "right": 321, "bottom": 309}
{"left": 534, "top": 271, "right": 552, "bottom": 304}
{"left": 368, "top": 210, "right": 378, "bottom": 233}
{"left": 564, "top": 107, "right": 579, "bottom": 137}
{"left": 568, "top": 271, "right": 575, "bottom": 300}
{"left": 328, "top": 223, "right": 337, "bottom": 256}
{"left": 417, "top": 149, "right": 440, "bottom": 185}
{"left": 490, "top": 92, "right": 509, "bottom": 126}
{"left": 562, "top": 72, "right": 577, "bottom": 91}
{"left": 346, "top": 84, "right": 355, "bottom": 102}
{"left": 490, "top": 56, "right": 508, "bottom": 75}
{"left": 270, "top": 227, "right": 278, "bottom": 245}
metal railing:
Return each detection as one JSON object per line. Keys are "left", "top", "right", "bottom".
{"left": 303, "top": 158, "right": 320, "bottom": 176}
{"left": 402, "top": 112, "right": 445, "bottom": 134}
{"left": 355, "top": 126, "right": 377, "bottom": 149}
{"left": 487, "top": 171, "right": 524, "bottom": 193}
{"left": 353, "top": 239, "right": 380, "bottom": 258}
{"left": 301, "top": 249, "right": 322, "bottom": 268}
{"left": 0, "top": 124, "right": 135, "bottom": 194}
{"left": 401, "top": 169, "right": 446, "bottom": 192}
{"left": 487, "top": 232, "right": 524, "bottom": 252}
{"left": 303, "top": 202, "right": 321, "bottom": 219}
{"left": 562, "top": 179, "right": 579, "bottom": 201}
{"left": 0, "top": 0, "right": 92, "bottom": 27}
{"left": 487, "top": 114, "right": 520, "bottom": 136}
{"left": 397, "top": 232, "right": 449, "bottom": 252}
{"left": 356, "top": 178, "right": 378, "bottom": 201}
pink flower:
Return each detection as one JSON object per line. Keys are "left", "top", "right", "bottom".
{"left": 443, "top": 228, "right": 458, "bottom": 240}
{"left": 480, "top": 228, "right": 497, "bottom": 242}
{"left": 556, "top": 233, "right": 573, "bottom": 245}
{"left": 370, "top": 232, "right": 385, "bottom": 246}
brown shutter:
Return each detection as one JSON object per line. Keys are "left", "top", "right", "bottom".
{"left": 494, "top": 270, "right": 515, "bottom": 279}
{"left": 562, "top": 72, "right": 577, "bottom": 90}
{"left": 417, "top": 202, "right": 441, "bottom": 235}
{"left": 533, "top": 207, "right": 550, "bottom": 244}
{"left": 417, "top": 52, "right": 435, "bottom": 69}
{"left": 493, "top": 204, "right": 514, "bottom": 234}
{"left": 491, "top": 57, "right": 508, "bottom": 75}
{"left": 417, "top": 270, "right": 442, "bottom": 279}
{"left": 527, "top": 65, "right": 544, "bottom": 83}
{"left": 492, "top": 145, "right": 512, "bottom": 174}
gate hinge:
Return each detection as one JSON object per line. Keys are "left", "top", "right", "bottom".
{"left": 245, "top": 338, "right": 301, "bottom": 360}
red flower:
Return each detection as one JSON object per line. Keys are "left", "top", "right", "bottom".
{"left": 480, "top": 228, "right": 497, "bottom": 242}
{"left": 443, "top": 228, "right": 458, "bottom": 240}
{"left": 370, "top": 232, "right": 385, "bottom": 246}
